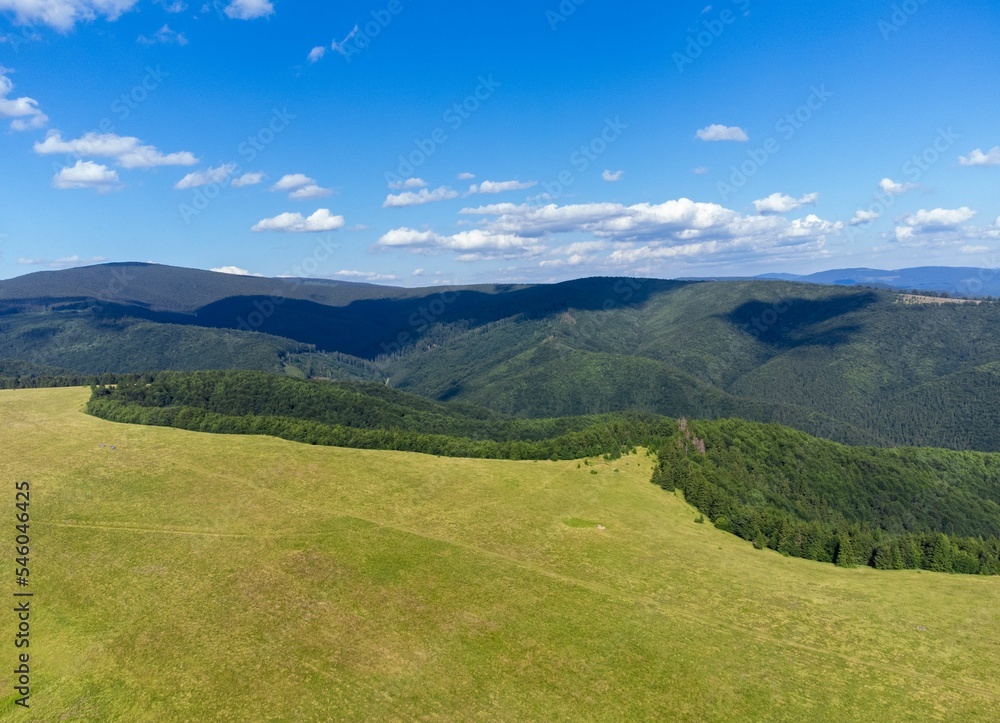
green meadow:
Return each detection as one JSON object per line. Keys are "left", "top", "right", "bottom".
{"left": 2, "top": 387, "right": 999, "bottom": 721}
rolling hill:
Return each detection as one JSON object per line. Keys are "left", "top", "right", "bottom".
{"left": 3, "top": 387, "right": 1000, "bottom": 720}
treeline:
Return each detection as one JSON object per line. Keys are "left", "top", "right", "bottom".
{"left": 0, "top": 357, "right": 146, "bottom": 389}
{"left": 655, "top": 419, "right": 1000, "bottom": 575}
{"left": 84, "top": 370, "right": 1000, "bottom": 576}
{"left": 86, "top": 371, "right": 675, "bottom": 461}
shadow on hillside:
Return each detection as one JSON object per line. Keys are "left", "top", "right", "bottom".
{"left": 56, "top": 277, "right": 690, "bottom": 360}
{"left": 722, "top": 292, "right": 880, "bottom": 348}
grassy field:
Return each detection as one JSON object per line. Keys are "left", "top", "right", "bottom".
{"left": 1, "top": 388, "right": 1000, "bottom": 721}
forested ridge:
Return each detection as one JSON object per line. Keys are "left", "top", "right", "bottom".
{"left": 86, "top": 371, "right": 673, "bottom": 461}
{"left": 7, "top": 265, "right": 1000, "bottom": 452}
{"left": 86, "top": 371, "right": 1000, "bottom": 576}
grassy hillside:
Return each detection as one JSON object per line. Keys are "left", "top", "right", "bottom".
{"left": 3, "top": 387, "right": 1000, "bottom": 720}
{"left": 85, "top": 371, "right": 1000, "bottom": 576}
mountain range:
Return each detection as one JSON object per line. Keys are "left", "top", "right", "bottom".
{"left": 3, "top": 262, "right": 1000, "bottom": 451}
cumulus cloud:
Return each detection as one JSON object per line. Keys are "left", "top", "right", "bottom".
{"left": 696, "top": 124, "right": 749, "bottom": 142}
{"left": 307, "top": 46, "right": 326, "bottom": 63}
{"left": 879, "top": 177, "right": 917, "bottom": 196}
{"left": 137, "top": 24, "right": 187, "bottom": 45}
{"left": 958, "top": 147, "right": 1000, "bottom": 167}
{"left": 0, "top": 68, "right": 47, "bottom": 131}
{"left": 0, "top": 0, "right": 139, "bottom": 31}
{"left": 467, "top": 180, "right": 537, "bottom": 195}
{"left": 34, "top": 130, "right": 197, "bottom": 169}
{"left": 893, "top": 207, "right": 982, "bottom": 245}
{"left": 251, "top": 209, "right": 345, "bottom": 233}
{"left": 388, "top": 177, "right": 428, "bottom": 190}
{"left": 753, "top": 192, "right": 819, "bottom": 215}
{"left": 271, "top": 173, "right": 312, "bottom": 191}
{"left": 211, "top": 265, "right": 262, "bottom": 276}
{"left": 232, "top": 171, "right": 264, "bottom": 187}
{"left": 451, "top": 198, "right": 842, "bottom": 267}
{"left": 224, "top": 0, "right": 272, "bottom": 20}
{"left": 602, "top": 170, "right": 623, "bottom": 182}
{"left": 850, "top": 209, "right": 881, "bottom": 226}
{"left": 174, "top": 163, "right": 236, "bottom": 189}
{"left": 377, "top": 227, "right": 544, "bottom": 261}
{"left": 52, "top": 160, "right": 121, "bottom": 191}
{"left": 18, "top": 254, "right": 108, "bottom": 268}
{"left": 898, "top": 207, "right": 976, "bottom": 233}
{"left": 289, "top": 184, "right": 333, "bottom": 200}
{"left": 383, "top": 186, "right": 460, "bottom": 208}
{"left": 693, "top": 167, "right": 710, "bottom": 175}
{"left": 270, "top": 173, "right": 332, "bottom": 199}
{"left": 457, "top": 172, "right": 476, "bottom": 180}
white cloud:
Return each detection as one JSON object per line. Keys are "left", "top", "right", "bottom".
{"left": 34, "top": 130, "right": 197, "bottom": 169}
{"left": 137, "top": 24, "right": 187, "bottom": 45}
{"left": 18, "top": 255, "right": 108, "bottom": 268}
{"left": 453, "top": 198, "right": 841, "bottom": 267}
{"left": 0, "top": 68, "right": 47, "bottom": 131}
{"left": 893, "top": 207, "right": 981, "bottom": 245}
{"left": 270, "top": 173, "right": 332, "bottom": 199}
{"left": 388, "top": 177, "right": 427, "bottom": 190}
{"left": 602, "top": 170, "right": 623, "bottom": 182}
{"left": 331, "top": 25, "right": 359, "bottom": 56}
{"left": 958, "top": 147, "right": 1000, "bottom": 167}
{"left": 224, "top": 0, "right": 272, "bottom": 20}
{"left": 899, "top": 207, "right": 976, "bottom": 231}
{"left": 330, "top": 270, "right": 398, "bottom": 282}
{"left": 117, "top": 146, "right": 198, "bottom": 169}
{"left": 251, "top": 209, "right": 345, "bottom": 233}
{"left": 850, "top": 209, "right": 881, "bottom": 226}
{"left": 232, "top": 171, "right": 264, "bottom": 187}
{"left": 468, "top": 180, "right": 537, "bottom": 195}
{"left": 693, "top": 167, "right": 710, "bottom": 175}
{"left": 271, "top": 173, "right": 313, "bottom": 191}
{"left": 155, "top": 0, "right": 186, "bottom": 11}
{"left": 52, "top": 160, "right": 121, "bottom": 191}
{"left": 307, "top": 46, "right": 326, "bottom": 63}
{"left": 880, "top": 177, "right": 917, "bottom": 196}
{"left": 378, "top": 228, "right": 439, "bottom": 247}
{"left": 961, "top": 245, "right": 990, "bottom": 255}
{"left": 457, "top": 172, "right": 476, "bottom": 180}
{"left": 753, "top": 192, "right": 819, "bottom": 215}
{"left": 289, "top": 184, "right": 333, "bottom": 200}
{"left": 211, "top": 265, "right": 261, "bottom": 276}
{"left": 174, "top": 163, "right": 236, "bottom": 189}
{"left": 696, "top": 124, "right": 749, "bottom": 142}
{"left": 0, "top": 0, "right": 139, "bottom": 31}
{"left": 377, "top": 227, "right": 544, "bottom": 261}
{"left": 383, "top": 186, "right": 460, "bottom": 208}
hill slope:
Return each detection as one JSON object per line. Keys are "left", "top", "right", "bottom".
{"left": 4, "top": 387, "right": 1000, "bottom": 720}
{"left": 86, "top": 371, "right": 1000, "bottom": 575}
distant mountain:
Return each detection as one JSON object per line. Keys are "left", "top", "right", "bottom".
{"left": 753, "top": 267, "right": 1000, "bottom": 296}
{"left": 0, "top": 262, "right": 431, "bottom": 313}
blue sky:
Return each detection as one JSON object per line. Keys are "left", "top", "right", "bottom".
{"left": 1, "top": 0, "right": 999, "bottom": 285}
